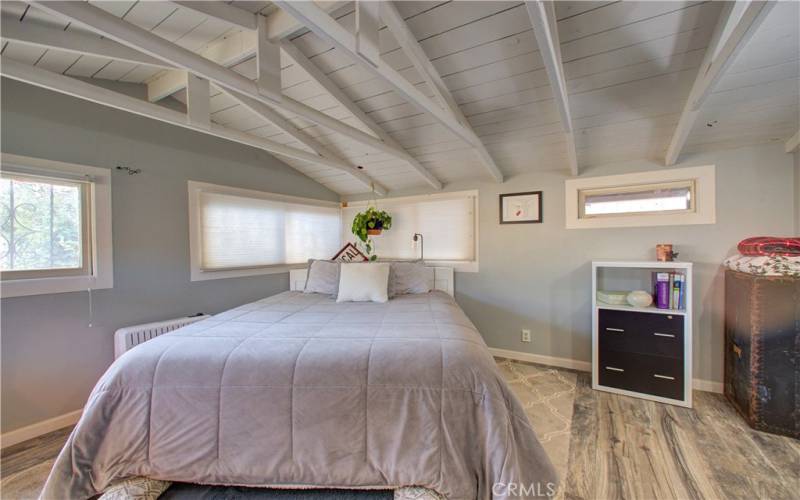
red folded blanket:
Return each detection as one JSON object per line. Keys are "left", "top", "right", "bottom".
{"left": 738, "top": 237, "right": 800, "bottom": 256}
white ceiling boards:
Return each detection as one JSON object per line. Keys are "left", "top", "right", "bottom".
{"left": 1, "top": 1, "right": 797, "bottom": 196}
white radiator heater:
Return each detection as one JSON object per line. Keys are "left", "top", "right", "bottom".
{"left": 114, "top": 315, "right": 209, "bottom": 359}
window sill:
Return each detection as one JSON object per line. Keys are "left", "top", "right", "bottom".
{"left": 378, "top": 259, "right": 478, "bottom": 273}
{"left": 424, "top": 260, "right": 479, "bottom": 273}
{"left": 1, "top": 274, "right": 113, "bottom": 298}
{"left": 190, "top": 264, "right": 307, "bottom": 282}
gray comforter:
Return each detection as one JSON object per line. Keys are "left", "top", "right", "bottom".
{"left": 41, "top": 291, "right": 557, "bottom": 499}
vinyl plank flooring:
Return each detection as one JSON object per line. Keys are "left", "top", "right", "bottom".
{"left": 562, "top": 374, "right": 598, "bottom": 500}
{"left": 560, "top": 372, "right": 798, "bottom": 500}
{"left": 1, "top": 426, "right": 72, "bottom": 477}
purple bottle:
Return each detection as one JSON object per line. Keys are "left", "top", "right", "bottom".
{"left": 655, "top": 273, "right": 670, "bottom": 309}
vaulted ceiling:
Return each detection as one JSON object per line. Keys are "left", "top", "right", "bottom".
{"left": 1, "top": 1, "right": 798, "bottom": 196}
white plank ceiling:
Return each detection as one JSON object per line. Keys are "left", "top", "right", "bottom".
{"left": 2, "top": 1, "right": 798, "bottom": 196}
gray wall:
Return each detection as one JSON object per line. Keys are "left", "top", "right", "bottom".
{"left": 1, "top": 79, "right": 339, "bottom": 433}
{"left": 352, "top": 143, "right": 795, "bottom": 385}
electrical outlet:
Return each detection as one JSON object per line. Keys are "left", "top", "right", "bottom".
{"left": 521, "top": 329, "right": 531, "bottom": 343}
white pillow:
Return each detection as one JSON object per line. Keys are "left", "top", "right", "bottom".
{"left": 336, "top": 263, "right": 390, "bottom": 303}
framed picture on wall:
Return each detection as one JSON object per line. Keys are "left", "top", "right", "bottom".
{"left": 499, "top": 191, "right": 543, "bottom": 224}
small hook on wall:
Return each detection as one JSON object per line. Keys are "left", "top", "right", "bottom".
{"left": 116, "top": 165, "right": 141, "bottom": 175}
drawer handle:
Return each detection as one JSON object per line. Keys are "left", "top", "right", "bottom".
{"left": 653, "top": 332, "right": 675, "bottom": 338}
{"left": 654, "top": 374, "right": 675, "bottom": 380}
{"left": 605, "top": 327, "right": 625, "bottom": 332}
{"left": 605, "top": 366, "right": 624, "bottom": 372}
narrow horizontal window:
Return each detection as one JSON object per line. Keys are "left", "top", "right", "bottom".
{"left": 565, "top": 165, "right": 715, "bottom": 229}
{"left": 579, "top": 180, "right": 695, "bottom": 219}
{"left": 198, "top": 191, "right": 341, "bottom": 271}
{"left": 1, "top": 172, "right": 92, "bottom": 281}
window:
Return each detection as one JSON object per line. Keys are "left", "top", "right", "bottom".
{"left": 0, "top": 154, "right": 113, "bottom": 298}
{"left": 579, "top": 180, "right": 695, "bottom": 218}
{"left": 565, "top": 165, "right": 715, "bottom": 229}
{"left": 341, "top": 191, "right": 478, "bottom": 271}
{"left": 188, "top": 181, "right": 341, "bottom": 281}
{"left": 1, "top": 173, "right": 91, "bottom": 280}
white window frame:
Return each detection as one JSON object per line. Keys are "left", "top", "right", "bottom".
{"left": 0, "top": 153, "right": 113, "bottom": 298}
{"left": 187, "top": 180, "right": 341, "bottom": 282}
{"left": 565, "top": 165, "right": 715, "bottom": 229}
{"left": 342, "top": 190, "right": 480, "bottom": 273}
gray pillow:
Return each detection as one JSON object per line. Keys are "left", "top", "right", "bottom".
{"left": 389, "top": 261, "right": 430, "bottom": 296}
{"left": 303, "top": 259, "right": 340, "bottom": 295}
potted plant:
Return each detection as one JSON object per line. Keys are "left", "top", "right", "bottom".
{"left": 351, "top": 206, "right": 392, "bottom": 261}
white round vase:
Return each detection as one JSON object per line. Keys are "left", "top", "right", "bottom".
{"left": 627, "top": 290, "right": 653, "bottom": 308}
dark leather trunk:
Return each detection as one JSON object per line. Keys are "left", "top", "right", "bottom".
{"left": 724, "top": 270, "right": 800, "bottom": 438}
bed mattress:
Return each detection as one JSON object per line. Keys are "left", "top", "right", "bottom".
{"left": 41, "top": 291, "right": 557, "bottom": 499}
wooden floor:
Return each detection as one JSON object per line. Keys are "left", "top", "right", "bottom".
{"left": 2, "top": 371, "right": 798, "bottom": 500}
{"left": 563, "top": 374, "right": 799, "bottom": 500}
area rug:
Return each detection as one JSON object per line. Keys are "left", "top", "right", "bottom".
{"left": 0, "top": 359, "right": 576, "bottom": 499}
{"left": 494, "top": 358, "right": 578, "bottom": 481}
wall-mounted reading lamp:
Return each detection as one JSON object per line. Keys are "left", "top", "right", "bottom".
{"left": 413, "top": 233, "right": 424, "bottom": 261}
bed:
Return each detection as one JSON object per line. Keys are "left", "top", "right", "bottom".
{"left": 41, "top": 267, "right": 557, "bottom": 499}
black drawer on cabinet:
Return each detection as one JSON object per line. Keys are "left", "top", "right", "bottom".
{"left": 598, "top": 350, "right": 684, "bottom": 401}
{"left": 644, "top": 355, "right": 684, "bottom": 401}
{"left": 597, "top": 350, "right": 639, "bottom": 393}
{"left": 598, "top": 308, "right": 684, "bottom": 359}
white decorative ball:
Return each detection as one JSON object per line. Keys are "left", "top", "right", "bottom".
{"left": 627, "top": 290, "right": 653, "bottom": 308}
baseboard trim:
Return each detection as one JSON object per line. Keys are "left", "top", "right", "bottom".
{"left": 489, "top": 347, "right": 592, "bottom": 372}
{"left": 1, "top": 409, "right": 82, "bottom": 449}
{"left": 692, "top": 378, "right": 724, "bottom": 394}
{"left": 489, "top": 347, "right": 723, "bottom": 394}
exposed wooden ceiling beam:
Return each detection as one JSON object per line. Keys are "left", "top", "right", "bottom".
{"left": 281, "top": 41, "right": 442, "bottom": 190}
{"left": 162, "top": 16, "right": 376, "bottom": 191}
{"left": 31, "top": 1, "right": 282, "bottom": 103}
{"left": 186, "top": 73, "right": 210, "bottom": 129}
{"left": 354, "top": 0, "right": 380, "bottom": 66}
{"left": 0, "top": 13, "right": 174, "bottom": 68}
{"left": 525, "top": 1, "right": 578, "bottom": 176}
{"left": 146, "top": 1, "right": 444, "bottom": 189}
{"left": 273, "top": 2, "right": 490, "bottom": 156}
{"left": 265, "top": 1, "right": 350, "bottom": 41}
{"left": 665, "top": 1, "right": 775, "bottom": 166}
{"left": 255, "top": 15, "right": 281, "bottom": 99}
{"left": 169, "top": 2, "right": 434, "bottom": 189}
{"left": 147, "top": 30, "right": 256, "bottom": 101}
{"left": 0, "top": 57, "right": 386, "bottom": 195}
{"left": 29, "top": 1, "right": 414, "bottom": 174}
{"left": 226, "top": 87, "right": 333, "bottom": 156}
{"left": 172, "top": 1, "right": 258, "bottom": 31}
{"left": 380, "top": 1, "right": 503, "bottom": 183}
{"left": 146, "top": 2, "right": 348, "bottom": 101}
{"left": 786, "top": 130, "right": 800, "bottom": 153}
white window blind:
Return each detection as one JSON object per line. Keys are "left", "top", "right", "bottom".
{"left": 199, "top": 191, "right": 341, "bottom": 270}
{"left": 342, "top": 194, "right": 476, "bottom": 261}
